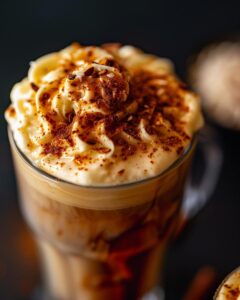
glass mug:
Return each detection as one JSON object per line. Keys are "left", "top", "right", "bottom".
{"left": 8, "top": 127, "right": 222, "bottom": 300}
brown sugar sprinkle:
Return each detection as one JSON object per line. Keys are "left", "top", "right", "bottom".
{"left": 123, "top": 124, "right": 141, "bottom": 140}
{"left": 94, "top": 147, "right": 111, "bottom": 154}
{"left": 84, "top": 67, "right": 94, "bottom": 76}
{"left": 30, "top": 82, "right": 39, "bottom": 92}
{"left": 54, "top": 126, "right": 74, "bottom": 147}
{"left": 74, "top": 154, "right": 94, "bottom": 167}
{"left": 44, "top": 112, "right": 57, "bottom": 127}
{"left": 39, "top": 92, "right": 50, "bottom": 105}
{"left": 138, "top": 143, "right": 148, "bottom": 152}
{"left": 177, "top": 146, "right": 184, "bottom": 155}
{"left": 121, "top": 144, "right": 137, "bottom": 159}
{"left": 105, "top": 59, "right": 116, "bottom": 67}
{"left": 7, "top": 106, "right": 16, "bottom": 117}
{"left": 160, "top": 135, "right": 182, "bottom": 148}
{"left": 67, "top": 73, "right": 76, "bottom": 80}
{"left": 38, "top": 54, "right": 192, "bottom": 161}
{"left": 42, "top": 142, "right": 65, "bottom": 157}
{"left": 148, "top": 151, "right": 155, "bottom": 159}
{"left": 118, "top": 169, "right": 125, "bottom": 175}
{"left": 223, "top": 284, "right": 240, "bottom": 298}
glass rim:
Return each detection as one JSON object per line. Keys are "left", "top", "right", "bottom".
{"left": 8, "top": 127, "right": 197, "bottom": 190}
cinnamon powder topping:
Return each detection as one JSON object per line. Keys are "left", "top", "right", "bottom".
{"left": 5, "top": 43, "right": 203, "bottom": 184}
{"left": 15, "top": 44, "right": 195, "bottom": 168}
{"left": 7, "top": 106, "right": 16, "bottom": 117}
{"left": 30, "top": 82, "right": 39, "bottom": 91}
{"left": 223, "top": 284, "right": 240, "bottom": 299}
{"left": 39, "top": 67, "right": 191, "bottom": 160}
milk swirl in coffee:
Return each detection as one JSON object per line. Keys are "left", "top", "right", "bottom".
{"left": 6, "top": 43, "right": 203, "bottom": 185}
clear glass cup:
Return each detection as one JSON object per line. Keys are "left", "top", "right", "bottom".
{"left": 8, "top": 127, "right": 222, "bottom": 300}
{"left": 214, "top": 267, "right": 240, "bottom": 300}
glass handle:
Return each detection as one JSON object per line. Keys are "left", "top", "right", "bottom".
{"left": 182, "top": 126, "right": 223, "bottom": 219}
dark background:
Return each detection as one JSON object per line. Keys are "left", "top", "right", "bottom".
{"left": 0, "top": 0, "right": 240, "bottom": 299}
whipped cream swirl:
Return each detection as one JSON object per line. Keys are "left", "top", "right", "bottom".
{"left": 6, "top": 43, "right": 203, "bottom": 185}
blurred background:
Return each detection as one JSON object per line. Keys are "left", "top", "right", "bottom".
{"left": 0, "top": 0, "right": 240, "bottom": 299}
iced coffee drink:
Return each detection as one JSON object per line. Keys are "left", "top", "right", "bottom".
{"left": 5, "top": 43, "right": 203, "bottom": 300}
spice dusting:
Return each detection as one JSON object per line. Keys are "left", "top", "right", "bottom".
{"left": 32, "top": 44, "right": 192, "bottom": 167}
{"left": 7, "top": 106, "right": 16, "bottom": 117}
{"left": 6, "top": 43, "right": 201, "bottom": 179}
{"left": 223, "top": 284, "right": 240, "bottom": 299}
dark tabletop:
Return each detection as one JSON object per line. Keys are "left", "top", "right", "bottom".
{"left": 0, "top": 0, "right": 240, "bottom": 299}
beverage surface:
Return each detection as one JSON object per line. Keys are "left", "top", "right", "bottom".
{"left": 215, "top": 268, "right": 240, "bottom": 300}
{"left": 5, "top": 43, "right": 203, "bottom": 185}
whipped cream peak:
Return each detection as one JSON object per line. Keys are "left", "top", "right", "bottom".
{"left": 6, "top": 43, "right": 203, "bottom": 185}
